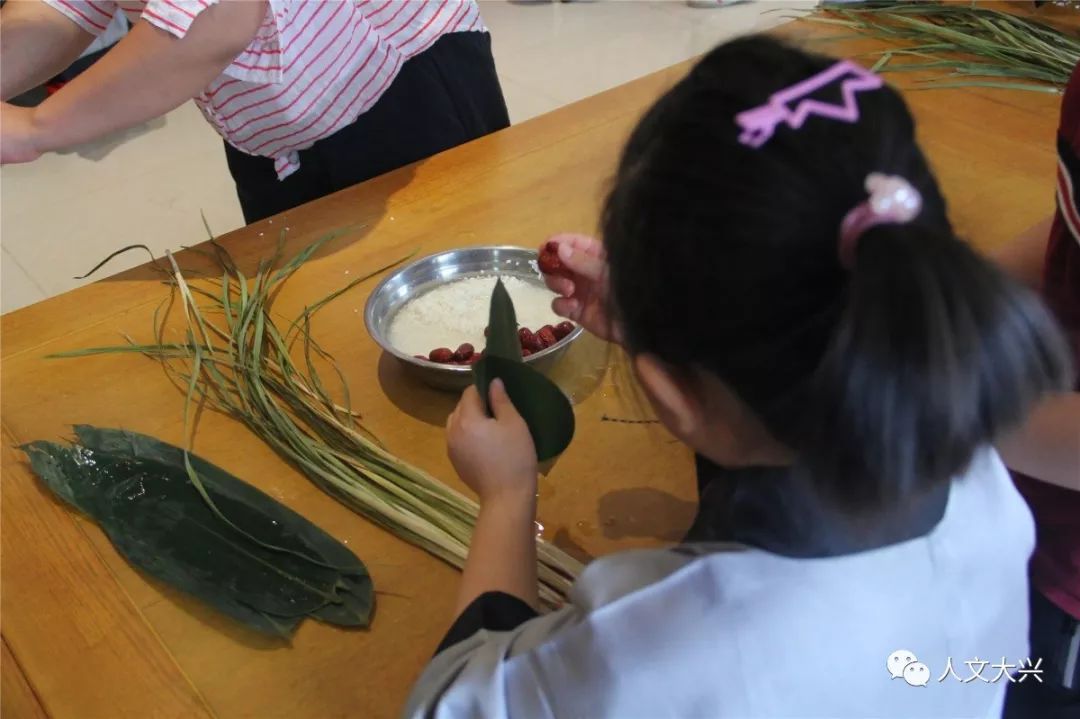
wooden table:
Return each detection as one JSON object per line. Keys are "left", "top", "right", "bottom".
{"left": 0, "top": 18, "right": 1066, "bottom": 719}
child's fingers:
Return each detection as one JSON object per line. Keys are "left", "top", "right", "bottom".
{"left": 552, "top": 297, "right": 582, "bottom": 322}
{"left": 446, "top": 401, "right": 461, "bottom": 434}
{"left": 487, "top": 379, "right": 521, "bottom": 423}
{"left": 455, "top": 385, "right": 486, "bottom": 421}
{"left": 557, "top": 242, "right": 606, "bottom": 282}
{"left": 543, "top": 274, "right": 576, "bottom": 297}
{"left": 548, "top": 232, "right": 603, "bottom": 258}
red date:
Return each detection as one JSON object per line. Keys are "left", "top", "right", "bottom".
{"left": 428, "top": 347, "right": 454, "bottom": 363}
{"left": 537, "top": 326, "right": 557, "bottom": 349}
{"left": 538, "top": 241, "right": 566, "bottom": 276}
{"left": 518, "top": 328, "right": 543, "bottom": 353}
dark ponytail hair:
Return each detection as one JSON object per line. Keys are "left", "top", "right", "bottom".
{"left": 603, "top": 36, "right": 1071, "bottom": 514}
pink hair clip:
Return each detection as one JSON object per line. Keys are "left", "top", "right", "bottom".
{"left": 838, "top": 173, "right": 923, "bottom": 268}
{"left": 735, "top": 60, "right": 883, "bottom": 148}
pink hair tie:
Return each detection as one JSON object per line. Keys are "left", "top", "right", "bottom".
{"left": 838, "top": 173, "right": 923, "bottom": 269}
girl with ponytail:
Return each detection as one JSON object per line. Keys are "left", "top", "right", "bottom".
{"left": 406, "top": 36, "right": 1072, "bottom": 719}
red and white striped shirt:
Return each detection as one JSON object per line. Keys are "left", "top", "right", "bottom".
{"left": 46, "top": 0, "right": 485, "bottom": 179}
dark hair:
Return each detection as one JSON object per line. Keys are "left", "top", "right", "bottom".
{"left": 604, "top": 36, "right": 1071, "bottom": 513}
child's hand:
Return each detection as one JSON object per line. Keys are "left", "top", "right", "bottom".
{"left": 541, "top": 233, "right": 623, "bottom": 345}
{"left": 447, "top": 380, "right": 538, "bottom": 505}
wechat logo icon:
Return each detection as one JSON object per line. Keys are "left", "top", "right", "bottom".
{"left": 888, "top": 649, "right": 929, "bottom": 687}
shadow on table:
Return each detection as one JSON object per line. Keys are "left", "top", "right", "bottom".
{"left": 60, "top": 117, "right": 168, "bottom": 163}
{"left": 597, "top": 487, "right": 696, "bottom": 543}
{"left": 376, "top": 352, "right": 459, "bottom": 427}
{"left": 547, "top": 334, "right": 613, "bottom": 407}
{"left": 548, "top": 527, "right": 595, "bottom": 566}
{"left": 376, "top": 335, "right": 615, "bottom": 428}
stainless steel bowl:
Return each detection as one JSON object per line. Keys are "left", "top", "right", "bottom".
{"left": 364, "top": 246, "right": 584, "bottom": 391}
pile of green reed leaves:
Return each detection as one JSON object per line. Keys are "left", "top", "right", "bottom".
{"left": 812, "top": 1, "right": 1078, "bottom": 93}
{"left": 53, "top": 229, "right": 583, "bottom": 607}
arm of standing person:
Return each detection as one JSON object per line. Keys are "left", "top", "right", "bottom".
{"left": 992, "top": 217, "right": 1080, "bottom": 491}
{"left": 0, "top": 0, "right": 266, "bottom": 163}
{"left": 0, "top": 1, "right": 95, "bottom": 101}
{"left": 997, "top": 394, "right": 1080, "bottom": 491}
{"left": 994, "top": 217, "right": 1055, "bottom": 289}
{"left": 446, "top": 380, "right": 539, "bottom": 613}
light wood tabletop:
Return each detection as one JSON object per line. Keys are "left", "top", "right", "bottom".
{"left": 0, "top": 16, "right": 1066, "bottom": 719}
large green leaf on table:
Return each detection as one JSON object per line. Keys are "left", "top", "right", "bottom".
{"left": 474, "top": 278, "right": 575, "bottom": 461}
{"left": 21, "top": 426, "right": 373, "bottom": 638}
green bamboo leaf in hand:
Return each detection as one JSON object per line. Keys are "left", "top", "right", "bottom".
{"left": 474, "top": 278, "right": 575, "bottom": 462}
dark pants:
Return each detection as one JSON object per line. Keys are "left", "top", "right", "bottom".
{"left": 1004, "top": 587, "right": 1080, "bottom": 718}
{"left": 224, "top": 31, "right": 510, "bottom": 224}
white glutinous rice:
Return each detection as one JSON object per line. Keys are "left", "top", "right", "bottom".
{"left": 389, "top": 275, "right": 561, "bottom": 357}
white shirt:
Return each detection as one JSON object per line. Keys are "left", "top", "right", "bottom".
{"left": 406, "top": 449, "right": 1034, "bottom": 718}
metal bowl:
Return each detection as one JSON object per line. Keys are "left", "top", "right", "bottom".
{"left": 364, "top": 246, "right": 585, "bottom": 391}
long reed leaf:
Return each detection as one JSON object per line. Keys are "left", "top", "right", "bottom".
{"left": 813, "top": 1, "right": 1077, "bottom": 93}
{"left": 53, "top": 232, "right": 584, "bottom": 607}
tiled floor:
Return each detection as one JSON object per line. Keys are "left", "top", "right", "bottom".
{"left": 0, "top": 0, "right": 816, "bottom": 312}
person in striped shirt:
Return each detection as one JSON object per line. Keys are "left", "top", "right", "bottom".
{"left": 996, "top": 58, "right": 1080, "bottom": 716}
{"left": 0, "top": 0, "right": 508, "bottom": 223}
